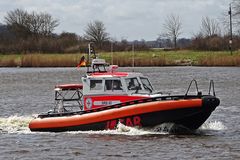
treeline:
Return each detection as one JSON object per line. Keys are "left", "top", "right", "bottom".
{"left": 158, "top": 14, "right": 240, "bottom": 51}
{"left": 1, "top": 4, "right": 240, "bottom": 54}
{"left": 0, "top": 9, "right": 148, "bottom": 54}
{"left": 191, "top": 35, "right": 240, "bottom": 51}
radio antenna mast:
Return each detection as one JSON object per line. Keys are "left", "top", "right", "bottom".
{"left": 132, "top": 43, "right": 135, "bottom": 72}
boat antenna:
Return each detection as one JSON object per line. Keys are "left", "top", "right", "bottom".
{"left": 132, "top": 43, "right": 135, "bottom": 72}
{"left": 111, "top": 41, "right": 113, "bottom": 65}
{"left": 87, "top": 42, "right": 94, "bottom": 72}
{"left": 229, "top": 3, "right": 233, "bottom": 55}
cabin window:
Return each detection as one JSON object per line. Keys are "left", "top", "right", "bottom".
{"left": 126, "top": 78, "right": 141, "bottom": 91}
{"left": 105, "top": 80, "right": 123, "bottom": 91}
{"left": 140, "top": 77, "right": 153, "bottom": 92}
{"left": 90, "top": 80, "right": 103, "bottom": 90}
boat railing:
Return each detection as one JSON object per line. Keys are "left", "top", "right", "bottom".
{"left": 54, "top": 84, "right": 84, "bottom": 113}
{"left": 208, "top": 80, "right": 216, "bottom": 96}
{"left": 185, "top": 79, "right": 201, "bottom": 97}
{"left": 185, "top": 79, "right": 217, "bottom": 97}
{"left": 38, "top": 94, "right": 203, "bottom": 118}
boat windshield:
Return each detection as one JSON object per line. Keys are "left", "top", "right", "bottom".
{"left": 140, "top": 77, "right": 153, "bottom": 93}
{"left": 126, "top": 77, "right": 142, "bottom": 91}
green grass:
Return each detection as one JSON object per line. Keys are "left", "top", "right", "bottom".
{"left": 100, "top": 50, "right": 240, "bottom": 66}
{"left": 0, "top": 50, "right": 240, "bottom": 67}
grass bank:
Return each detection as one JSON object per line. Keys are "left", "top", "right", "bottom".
{"left": 0, "top": 53, "right": 83, "bottom": 67}
{"left": 0, "top": 50, "right": 240, "bottom": 67}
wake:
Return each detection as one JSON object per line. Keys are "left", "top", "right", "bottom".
{"left": 0, "top": 115, "right": 226, "bottom": 135}
{"left": 69, "top": 121, "right": 227, "bottom": 136}
{"left": 0, "top": 115, "right": 32, "bottom": 133}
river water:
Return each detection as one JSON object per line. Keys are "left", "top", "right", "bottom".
{"left": 0, "top": 67, "right": 239, "bottom": 160}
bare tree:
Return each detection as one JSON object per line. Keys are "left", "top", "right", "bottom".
{"left": 4, "top": 9, "right": 59, "bottom": 39}
{"left": 38, "top": 13, "right": 59, "bottom": 36}
{"left": 231, "top": 0, "right": 240, "bottom": 34}
{"left": 84, "top": 20, "right": 109, "bottom": 47}
{"left": 163, "top": 14, "right": 182, "bottom": 49}
{"left": 200, "top": 16, "right": 221, "bottom": 37}
{"left": 221, "top": 1, "right": 240, "bottom": 35}
{"left": 27, "top": 12, "right": 59, "bottom": 37}
{"left": 4, "top": 9, "right": 31, "bottom": 38}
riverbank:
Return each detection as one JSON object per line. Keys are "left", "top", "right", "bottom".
{"left": 0, "top": 50, "right": 240, "bottom": 67}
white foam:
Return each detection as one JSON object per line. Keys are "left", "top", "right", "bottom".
{"left": 68, "top": 122, "right": 169, "bottom": 136}
{"left": 0, "top": 115, "right": 33, "bottom": 133}
{"left": 0, "top": 116, "right": 224, "bottom": 135}
{"left": 116, "top": 122, "right": 167, "bottom": 135}
{"left": 0, "top": 115, "right": 174, "bottom": 135}
{"left": 69, "top": 122, "right": 226, "bottom": 135}
{"left": 199, "top": 121, "right": 226, "bottom": 131}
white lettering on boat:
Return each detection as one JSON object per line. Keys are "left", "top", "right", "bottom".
{"left": 93, "top": 101, "right": 121, "bottom": 106}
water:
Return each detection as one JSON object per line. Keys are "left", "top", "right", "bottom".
{"left": 0, "top": 67, "right": 239, "bottom": 159}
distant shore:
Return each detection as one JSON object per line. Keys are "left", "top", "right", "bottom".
{"left": 0, "top": 50, "right": 240, "bottom": 67}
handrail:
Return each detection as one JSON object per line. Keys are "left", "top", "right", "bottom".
{"left": 208, "top": 80, "right": 216, "bottom": 96}
{"left": 38, "top": 94, "right": 203, "bottom": 118}
{"left": 185, "top": 79, "right": 199, "bottom": 97}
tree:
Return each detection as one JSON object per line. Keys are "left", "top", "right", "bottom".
{"left": 4, "top": 9, "right": 59, "bottom": 39}
{"left": 231, "top": 0, "right": 240, "bottom": 34}
{"left": 58, "top": 32, "right": 79, "bottom": 49}
{"left": 200, "top": 16, "right": 221, "bottom": 37}
{"left": 163, "top": 14, "right": 182, "bottom": 49}
{"left": 38, "top": 13, "right": 59, "bottom": 36}
{"left": 84, "top": 20, "right": 109, "bottom": 47}
{"left": 4, "top": 9, "right": 31, "bottom": 38}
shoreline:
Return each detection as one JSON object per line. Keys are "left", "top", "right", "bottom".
{"left": 0, "top": 50, "right": 240, "bottom": 67}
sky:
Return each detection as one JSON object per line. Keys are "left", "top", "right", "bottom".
{"left": 0, "top": 0, "right": 231, "bottom": 41}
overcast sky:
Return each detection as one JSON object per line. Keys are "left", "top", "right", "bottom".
{"left": 0, "top": 0, "right": 230, "bottom": 41}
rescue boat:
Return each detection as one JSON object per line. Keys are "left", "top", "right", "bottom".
{"left": 29, "top": 44, "right": 220, "bottom": 132}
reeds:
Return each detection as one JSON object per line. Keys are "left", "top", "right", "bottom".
{"left": 0, "top": 50, "right": 240, "bottom": 67}
{"left": 109, "top": 51, "right": 170, "bottom": 67}
{"left": 0, "top": 55, "right": 21, "bottom": 67}
{"left": 20, "top": 54, "right": 82, "bottom": 67}
{"left": 198, "top": 55, "right": 240, "bottom": 66}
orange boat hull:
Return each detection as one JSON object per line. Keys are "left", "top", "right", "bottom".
{"left": 29, "top": 96, "right": 219, "bottom": 132}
